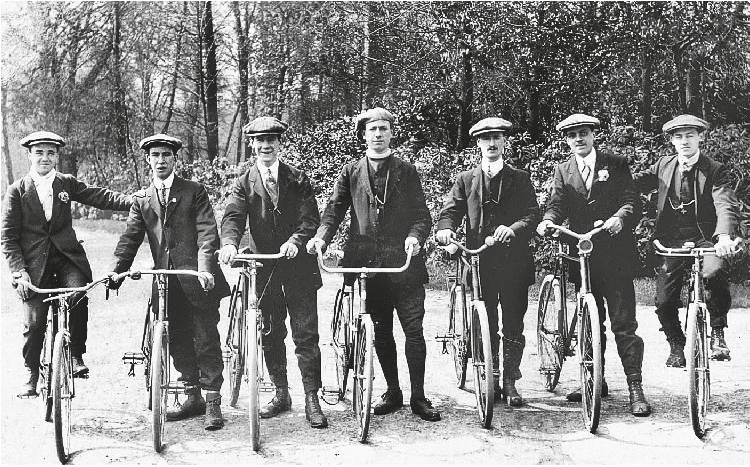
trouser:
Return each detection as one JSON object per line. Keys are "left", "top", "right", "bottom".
{"left": 655, "top": 237, "right": 731, "bottom": 345}
{"left": 481, "top": 274, "right": 528, "bottom": 382}
{"left": 166, "top": 278, "right": 224, "bottom": 391}
{"left": 22, "top": 251, "right": 88, "bottom": 369}
{"left": 366, "top": 273, "right": 428, "bottom": 400}
{"left": 259, "top": 279, "right": 322, "bottom": 393}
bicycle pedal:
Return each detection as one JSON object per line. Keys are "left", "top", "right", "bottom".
{"left": 16, "top": 393, "right": 39, "bottom": 399}
{"left": 74, "top": 372, "right": 89, "bottom": 379}
{"left": 259, "top": 382, "right": 276, "bottom": 392}
{"left": 122, "top": 352, "right": 145, "bottom": 364}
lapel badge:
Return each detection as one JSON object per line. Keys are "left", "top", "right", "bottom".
{"left": 58, "top": 191, "right": 70, "bottom": 203}
{"left": 597, "top": 168, "right": 609, "bottom": 182}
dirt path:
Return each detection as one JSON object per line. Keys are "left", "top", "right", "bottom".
{"left": 2, "top": 225, "right": 749, "bottom": 464}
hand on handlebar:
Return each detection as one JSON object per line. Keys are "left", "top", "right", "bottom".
{"left": 279, "top": 241, "right": 298, "bottom": 259}
{"left": 435, "top": 229, "right": 455, "bottom": 246}
{"left": 601, "top": 217, "right": 623, "bottom": 236}
{"left": 306, "top": 237, "right": 326, "bottom": 255}
{"left": 536, "top": 219, "right": 554, "bottom": 237}
{"left": 493, "top": 225, "right": 515, "bottom": 244}
{"left": 404, "top": 236, "right": 420, "bottom": 256}
{"left": 715, "top": 235, "right": 741, "bottom": 258}
{"left": 13, "top": 270, "right": 31, "bottom": 300}
{"left": 106, "top": 272, "right": 125, "bottom": 291}
{"left": 197, "top": 271, "right": 215, "bottom": 291}
{"left": 218, "top": 245, "right": 238, "bottom": 265}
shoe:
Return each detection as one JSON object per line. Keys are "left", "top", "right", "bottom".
{"left": 373, "top": 388, "right": 403, "bottom": 415}
{"left": 204, "top": 391, "right": 224, "bottom": 430}
{"left": 493, "top": 374, "right": 502, "bottom": 403}
{"left": 167, "top": 387, "right": 206, "bottom": 421}
{"left": 72, "top": 355, "right": 89, "bottom": 377}
{"left": 17, "top": 367, "right": 39, "bottom": 398}
{"left": 628, "top": 381, "right": 651, "bottom": 417}
{"left": 566, "top": 380, "right": 608, "bottom": 402}
{"left": 304, "top": 391, "right": 328, "bottom": 428}
{"left": 259, "top": 388, "right": 292, "bottom": 419}
{"left": 410, "top": 397, "right": 441, "bottom": 421}
{"left": 710, "top": 327, "right": 731, "bottom": 361}
{"left": 503, "top": 379, "right": 523, "bottom": 407}
{"left": 666, "top": 341, "right": 687, "bottom": 367}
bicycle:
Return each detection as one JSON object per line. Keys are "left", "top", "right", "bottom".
{"left": 435, "top": 237, "right": 496, "bottom": 428}
{"left": 536, "top": 223, "right": 604, "bottom": 433}
{"left": 12, "top": 273, "right": 111, "bottom": 464}
{"left": 653, "top": 238, "right": 742, "bottom": 438}
{"left": 223, "top": 251, "right": 284, "bottom": 452}
{"left": 317, "top": 244, "right": 414, "bottom": 443}
{"left": 116, "top": 268, "right": 205, "bottom": 453}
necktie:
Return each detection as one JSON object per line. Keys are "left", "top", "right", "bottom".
{"left": 265, "top": 169, "right": 278, "bottom": 206}
{"left": 159, "top": 185, "right": 168, "bottom": 211}
{"left": 580, "top": 164, "right": 592, "bottom": 191}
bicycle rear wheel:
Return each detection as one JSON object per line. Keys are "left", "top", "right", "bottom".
{"left": 448, "top": 283, "right": 469, "bottom": 389}
{"left": 142, "top": 300, "right": 154, "bottom": 411}
{"left": 151, "top": 322, "right": 169, "bottom": 453}
{"left": 353, "top": 315, "right": 374, "bottom": 443}
{"left": 537, "top": 275, "right": 565, "bottom": 392}
{"left": 578, "top": 294, "right": 602, "bottom": 433}
{"left": 687, "top": 302, "right": 709, "bottom": 438}
{"left": 52, "top": 332, "right": 73, "bottom": 464}
{"left": 248, "top": 309, "right": 261, "bottom": 451}
{"left": 41, "top": 322, "right": 55, "bottom": 422}
{"left": 471, "top": 302, "right": 494, "bottom": 428}
{"left": 228, "top": 292, "right": 245, "bottom": 408}
{"left": 332, "top": 287, "right": 353, "bottom": 399}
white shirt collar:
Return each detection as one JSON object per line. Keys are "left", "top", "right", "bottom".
{"left": 481, "top": 158, "right": 504, "bottom": 178}
{"left": 575, "top": 148, "right": 597, "bottom": 171}
{"left": 366, "top": 148, "right": 392, "bottom": 161}
{"left": 154, "top": 172, "right": 175, "bottom": 189}
{"left": 29, "top": 169, "right": 56, "bottom": 187}
{"left": 678, "top": 150, "right": 700, "bottom": 172}
{"left": 257, "top": 159, "right": 280, "bottom": 181}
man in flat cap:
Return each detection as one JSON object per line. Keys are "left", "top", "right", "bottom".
{"left": 108, "top": 133, "right": 230, "bottom": 430}
{"left": 537, "top": 114, "right": 651, "bottom": 416}
{"left": 2, "top": 131, "right": 131, "bottom": 397}
{"left": 633, "top": 114, "right": 740, "bottom": 365}
{"left": 219, "top": 116, "right": 328, "bottom": 428}
{"left": 435, "top": 117, "right": 539, "bottom": 406}
{"left": 307, "top": 107, "right": 440, "bottom": 421}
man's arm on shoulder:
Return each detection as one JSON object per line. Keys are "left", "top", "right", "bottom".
{"left": 631, "top": 158, "right": 660, "bottom": 193}
{"left": 711, "top": 163, "right": 740, "bottom": 238}
{"left": 67, "top": 175, "right": 132, "bottom": 211}
{"left": 1, "top": 183, "right": 28, "bottom": 273}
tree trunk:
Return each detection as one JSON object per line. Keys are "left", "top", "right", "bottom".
{"left": 457, "top": 47, "right": 474, "bottom": 150}
{"left": 364, "top": 2, "right": 385, "bottom": 108}
{"left": 203, "top": 1, "right": 219, "bottom": 162}
{"left": 1, "top": 85, "right": 13, "bottom": 186}
{"left": 640, "top": 48, "right": 653, "bottom": 132}
{"left": 232, "top": 1, "right": 250, "bottom": 164}
{"left": 686, "top": 59, "right": 703, "bottom": 116}
{"left": 163, "top": 2, "right": 187, "bottom": 134}
{"left": 111, "top": 2, "right": 136, "bottom": 184}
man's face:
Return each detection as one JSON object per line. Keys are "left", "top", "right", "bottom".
{"left": 251, "top": 134, "right": 280, "bottom": 167}
{"left": 27, "top": 143, "right": 59, "bottom": 176}
{"left": 670, "top": 128, "right": 704, "bottom": 158}
{"left": 565, "top": 125, "right": 595, "bottom": 158}
{"left": 476, "top": 131, "right": 505, "bottom": 162}
{"left": 364, "top": 120, "right": 392, "bottom": 153}
{"left": 147, "top": 145, "right": 177, "bottom": 180}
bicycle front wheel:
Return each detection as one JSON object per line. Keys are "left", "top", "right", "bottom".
{"left": 471, "top": 302, "right": 494, "bottom": 428}
{"left": 41, "top": 323, "right": 55, "bottom": 422}
{"left": 353, "top": 315, "right": 374, "bottom": 443}
{"left": 687, "top": 302, "right": 709, "bottom": 438}
{"left": 151, "top": 322, "right": 169, "bottom": 453}
{"left": 52, "top": 332, "right": 73, "bottom": 464}
{"left": 332, "top": 287, "right": 352, "bottom": 400}
{"left": 248, "top": 309, "right": 261, "bottom": 451}
{"left": 448, "top": 283, "right": 469, "bottom": 389}
{"left": 578, "top": 294, "right": 602, "bottom": 433}
{"left": 537, "top": 275, "right": 565, "bottom": 392}
{"left": 228, "top": 295, "right": 245, "bottom": 408}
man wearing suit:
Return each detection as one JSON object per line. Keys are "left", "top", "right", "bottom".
{"left": 109, "top": 134, "right": 230, "bottom": 430}
{"left": 306, "top": 107, "right": 440, "bottom": 421}
{"left": 435, "top": 117, "right": 539, "bottom": 407}
{"left": 2, "top": 131, "right": 131, "bottom": 397}
{"left": 537, "top": 114, "right": 651, "bottom": 416}
{"left": 633, "top": 114, "right": 740, "bottom": 366}
{"left": 218, "top": 117, "right": 327, "bottom": 429}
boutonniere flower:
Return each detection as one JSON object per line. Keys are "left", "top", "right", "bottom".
{"left": 58, "top": 191, "right": 70, "bottom": 203}
{"left": 597, "top": 168, "right": 609, "bottom": 182}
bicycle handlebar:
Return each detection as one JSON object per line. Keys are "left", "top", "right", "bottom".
{"left": 11, "top": 273, "right": 112, "bottom": 302}
{"left": 545, "top": 223, "right": 604, "bottom": 241}
{"left": 653, "top": 238, "right": 743, "bottom": 257}
{"left": 109, "top": 269, "right": 205, "bottom": 282}
{"left": 439, "top": 236, "right": 500, "bottom": 256}
{"left": 315, "top": 244, "right": 414, "bottom": 274}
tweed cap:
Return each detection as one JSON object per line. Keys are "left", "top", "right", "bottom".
{"left": 243, "top": 116, "right": 288, "bottom": 137}
{"left": 20, "top": 131, "right": 66, "bottom": 148}
{"left": 355, "top": 107, "right": 395, "bottom": 136}
{"left": 469, "top": 117, "right": 513, "bottom": 137}
{"left": 662, "top": 114, "right": 709, "bottom": 133}
{"left": 139, "top": 134, "right": 183, "bottom": 152}
{"left": 556, "top": 114, "right": 600, "bottom": 132}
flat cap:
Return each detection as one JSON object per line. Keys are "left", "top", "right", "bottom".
{"left": 139, "top": 134, "right": 183, "bottom": 152}
{"left": 355, "top": 107, "right": 395, "bottom": 135}
{"left": 469, "top": 117, "right": 513, "bottom": 137}
{"left": 662, "top": 114, "right": 709, "bottom": 133}
{"left": 20, "top": 131, "right": 66, "bottom": 148}
{"left": 243, "top": 116, "right": 288, "bottom": 137}
{"left": 556, "top": 114, "right": 600, "bottom": 132}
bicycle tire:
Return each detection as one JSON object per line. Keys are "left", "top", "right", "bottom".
{"left": 578, "top": 294, "right": 602, "bottom": 433}
{"left": 537, "top": 275, "right": 565, "bottom": 392}
{"left": 52, "top": 332, "right": 72, "bottom": 464}
{"left": 248, "top": 308, "right": 261, "bottom": 452}
{"left": 41, "top": 323, "right": 54, "bottom": 422}
{"left": 142, "top": 299, "right": 154, "bottom": 410}
{"left": 228, "top": 296, "right": 245, "bottom": 408}
{"left": 332, "top": 287, "right": 352, "bottom": 399}
{"left": 471, "top": 302, "right": 494, "bottom": 428}
{"left": 687, "top": 302, "right": 709, "bottom": 438}
{"left": 448, "top": 283, "right": 469, "bottom": 389}
{"left": 353, "top": 315, "right": 374, "bottom": 443}
{"left": 151, "top": 322, "right": 169, "bottom": 453}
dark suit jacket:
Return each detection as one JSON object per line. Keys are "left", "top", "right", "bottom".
{"left": 436, "top": 164, "right": 540, "bottom": 286}
{"left": 221, "top": 161, "right": 322, "bottom": 289}
{"left": 633, "top": 154, "right": 738, "bottom": 241}
{"left": 316, "top": 155, "right": 432, "bottom": 284}
{"left": 112, "top": 176, "right": 230, "bottom": 310}
{"left": 2, "top": 173, "right": 131, "bottom": 285}
{"left": 542, "top": 149, "right": 641, "bottom": 278}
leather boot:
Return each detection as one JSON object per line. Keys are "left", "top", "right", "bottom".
{"left": 304, "top": 391, "right": 328, "bottom": 428}
{"left": 410, "top": 397, "right": 441, "bottom": 421}
{"left": 18, "top": 367, "right": 39, "bottom": 398}
{"left": 259, "top": 386, "right": 292, "bottom": 419}
{"left": 666, "top": 341, "right": 686, "bottom": 368}
{"left": 503, "top": 379, "right": 523, "bottom": 407}
{"left": 493, "top": 373, "right": 502, "bottom": 402}
{"left": 373, "top": 388, "right": 403, "bottom": 415}
{"left": 710, "top": 327, "right": 731, "bottom": 361}
{"left": 628, "top": 381, "right": 651, "bottom": 417}
{"left": 72, "top": 354, "right": 89, "bottom": 377}
{"left": 167, "top": 386, "right": 206, "bottom": 421}
{"left": 204, "top": 391, "right": 224, "bottom": 430}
